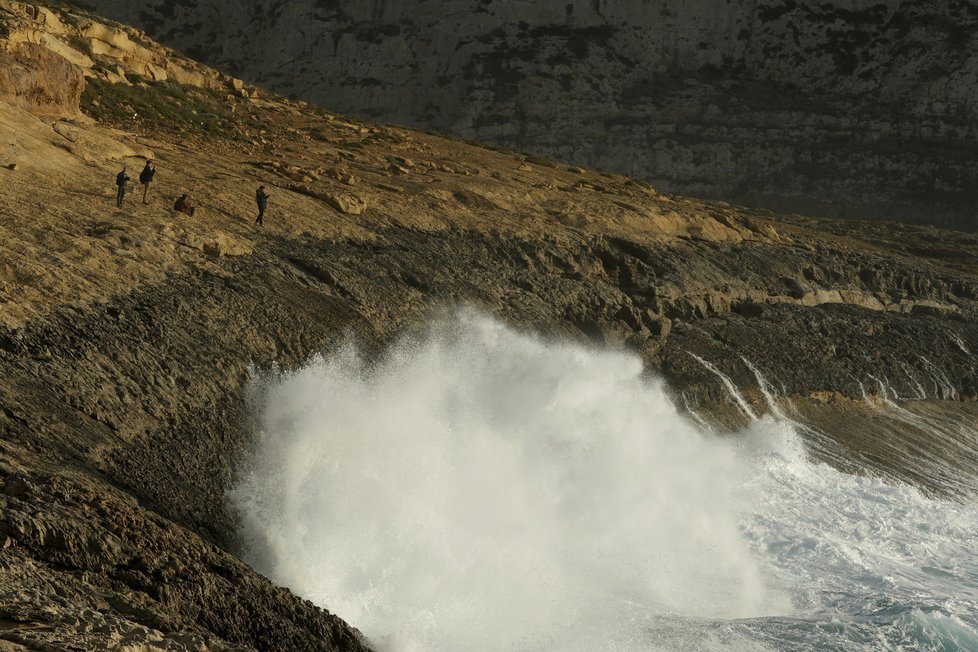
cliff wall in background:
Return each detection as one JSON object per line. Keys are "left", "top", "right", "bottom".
{"left": 79, "top": 0, "right": 978, "bottom": 228}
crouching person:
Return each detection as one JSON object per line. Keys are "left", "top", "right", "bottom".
{"left": 174, "top": 194, "right": 196, "bottom": 217}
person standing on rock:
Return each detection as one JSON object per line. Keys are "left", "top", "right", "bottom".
{"left": 115, "top": 165, "right": 130, "bottom": 208}
{"left": 255, "top": 185, "right": 269, "bottom": 226}
{"left": 139, "top": 160, "right": 156, "bottom": 204}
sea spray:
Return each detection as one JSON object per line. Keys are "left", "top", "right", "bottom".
{"left": 230, "top": 313, "right": 978, "bottom": 651}
{"left": 231, "top": 314, "right": 784, "bottom": 650}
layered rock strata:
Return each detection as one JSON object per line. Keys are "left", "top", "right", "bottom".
{"left": 0, "top": 0, "right": 254, "bottom": 95}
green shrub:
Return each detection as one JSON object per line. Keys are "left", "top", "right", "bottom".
{"left": 524, "top": 153, "right": 558, "bottom": 168}
{"left": 81, "top": 77, "right": 244, "bottom": 139}
{"left": 65, "top": 33, "right": 93, "bottom": 56}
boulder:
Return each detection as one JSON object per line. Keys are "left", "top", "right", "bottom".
{"left": 164, "top": 62, "right": 209, "bottom": 88}
{"left": 323, "top": 167, "right": 358, "bottom": 186}
{"left": 76, "top": 19, "right": 155, "bottom": 63}
{"left": 197, "top": 234, "right": 252, "bottom": 258}
{"left": 323, "top": 192, "right": 367, "bottom": 215}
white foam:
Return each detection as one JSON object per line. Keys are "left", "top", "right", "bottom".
{"left": 230, "top": 312, "right": 978, "bottom": 651}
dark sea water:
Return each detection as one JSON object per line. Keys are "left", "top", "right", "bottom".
{"left": 231, "top": 313, "right": 978, "bottom": 651}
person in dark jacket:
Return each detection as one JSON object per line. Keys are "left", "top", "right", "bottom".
{"left": 255, "top": 185, "right": 269, "bottom": 226}
{"left": 174, "top": 194, "right": 195, "bottom": 216}
{"left": 139, "top": 160, "right": 156, "bottom": 204}
{"left": 115, "top": 166, "right": 130, "bottom": 207}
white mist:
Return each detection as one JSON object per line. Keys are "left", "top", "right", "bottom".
{"left": 230, "top": 313, "right": 785, "bottom": 650}
{"left": 230, "top": 312, "right": 978, "bottom": 651}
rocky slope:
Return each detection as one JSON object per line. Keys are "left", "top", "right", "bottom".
{"left": 1, "top": 2, "right": 978, "bottom": 649}
{"left": 78, "top": 0, "right": 978, "bottom": 229}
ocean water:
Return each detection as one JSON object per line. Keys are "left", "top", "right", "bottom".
{"left": 230, "top": 313, "right": 978, "bottom": 651}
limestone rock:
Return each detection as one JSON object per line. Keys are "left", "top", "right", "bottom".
{"left": 323, "top": 192, "right": 367, "bottom": 215}
{"left": 201, "top": 240, "right": 222, "bottom": 257}
{"left": 50, "top": 119, "right": 151, "bottom": 162}
{"left": 0, "top": 43, "right": 84, "bottom": 116}
{"left": 0, "top": 0, "right": 235, "bottom": 99}
{"left": 76, "top": 19, "right": 156, "bottom": 63}
{"left": 323, "top": 167, "right": 358, "bottom": 186}
{"left": 164, "top": 61, "right": 208, "bottom": 88}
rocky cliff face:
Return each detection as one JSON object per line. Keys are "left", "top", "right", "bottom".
{"left": 78, "top": 0, "right": 978, "bottom": 229}
{"left": 2, "top": 2, "right": 978, "bottom": 649}
{"left": 0, "top": 0, "right": 257, "bottom": 105}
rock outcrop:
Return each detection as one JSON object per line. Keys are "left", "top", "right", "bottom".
{"left": 0, "top": 0, "right": 256, "bottom": 117}
{"left": 1, "top": 2, "right": 978, "bottom": 649}
{"left": 78, "top": 0, "right": 978, "bottom": 229}
{"left": 0, "top": 41, "right": 84, "bottom": 115}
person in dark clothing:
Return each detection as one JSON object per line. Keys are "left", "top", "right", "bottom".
{"left": 139, "top": 160, "right": 156, "bottom": 204}
{"left": 115, "top": 166, "right": 130, "bottom": 207}
{"left": 255, "top": 185, "right": 269, "bottom": 226}
{"left": 174, "top": 194, "right": 196, "bottom": 216}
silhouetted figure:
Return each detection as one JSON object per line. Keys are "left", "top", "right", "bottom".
{"left": 255, "top": 185, "right": 269, "bottom": 226}
{"left": 139, "top": 160, "right": 156, "bottom": 204}
{"left": 174, "top": 194, "right": 196, "bottom": 217}
{"left": 115, "top": 166, "right": 130, "bottom": 207}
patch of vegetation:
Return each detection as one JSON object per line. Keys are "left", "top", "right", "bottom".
{"left": 64, "top": 33, "right": 92, "bottom": 56}
{"left": 624, "top": 178, "right": 656, "bottom": 191}
{"left": 125, "top": 29, "right": 154, "bottom": 51}
{"left": 454, "top": 136, "right": 566, "bottom": 169}
{"left": 524, "top": 153, "right": 558, "bottom": 168}
{"left": 81, "top": 77, "right": 249, "bottom": 140}
{"left": 449, "top": 136, "right": 517, "bottom": 156}
{"left": 308, "top": 126, "right": 334, "bottom": 142}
